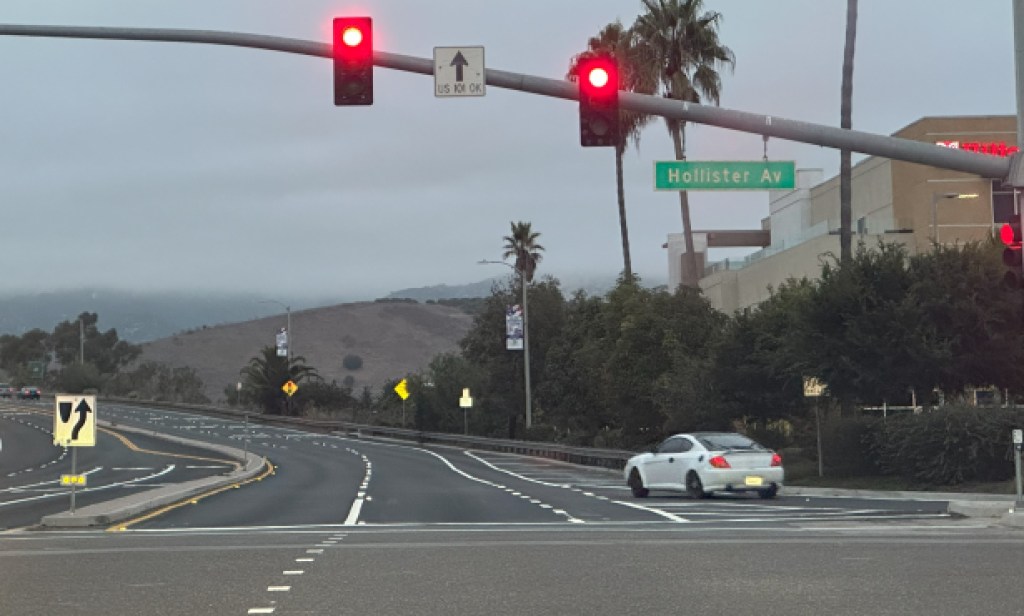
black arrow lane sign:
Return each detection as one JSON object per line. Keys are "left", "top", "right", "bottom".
{"left": 450, "top": 51, "right": 468, "bottom": 82}
{"left": 59, "top": 401, "right": 73, "bottom": 423}
{"left": 71, "top": 399, "right": 92, "bottom": 440}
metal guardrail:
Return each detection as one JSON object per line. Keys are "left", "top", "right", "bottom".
{"left": 101, "top": 398, "right": 635, "bottom": 471}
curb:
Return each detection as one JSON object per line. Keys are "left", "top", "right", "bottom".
{"left": 40, "top": 421, "right": 266, "bottom": 528}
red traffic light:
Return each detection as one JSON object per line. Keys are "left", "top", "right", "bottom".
{"left": 578, "top": 57, "right": 617, "bottom": 99}
{"left": 333, "top": 17, "right": 373, "bottom": 106}
{"left": 587, "top": 67, "right": 610, "bottom": 89}
{"left": 577, "top": 56, "right": 619, "bottom": 147}
{"left": 340, "top": 26, "right": 364, "bottom": 47}
{"left": 1001, "top": 222, "right": 1022, "bottom": 247}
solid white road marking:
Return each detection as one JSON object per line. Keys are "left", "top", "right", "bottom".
{"left": 612, "top": 500, "right": 690, "bottom": 523}
{"left": 267, "top": 586, "right": 290, "bottom": 592}
{"left": 283, "top": 570, "right": 304, "bottom": 575}
{"left": 295, "top": 558, "right": 314, "bottom": 562}
{"left": 248, "top": 608, "right": 275, "bottom": 614}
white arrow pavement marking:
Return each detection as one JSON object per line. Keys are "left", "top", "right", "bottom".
{"left": 0, "top": 467, "right": 103, "bottom": 494}
{"left": 0, "top": 464, "right": 175, "bottom": 508}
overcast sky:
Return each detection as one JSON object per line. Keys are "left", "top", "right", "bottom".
{"left": 0, "top": 1, "right": 1015, "bottom": 301}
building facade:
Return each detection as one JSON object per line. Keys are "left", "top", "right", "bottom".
{"left": 667, "top": 116, "right": 1018, "bottom": 313}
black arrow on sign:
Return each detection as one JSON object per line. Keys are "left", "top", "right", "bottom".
{"left": 71, "top": 399, "right": 92, "bottom": 440}
{"left": 59, "top": 401, "right": 73, "bottom": 423}
{"left": 450, "top": 51, "right": 469, "bottom": 82}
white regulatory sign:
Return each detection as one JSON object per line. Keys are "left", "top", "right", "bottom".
{"left": 1014, "top": 429, "right": 1023, "bottom": 445}
{"left": 53, "top": 395, "right": 97, "bottom": 447}
{"left": 434, "top": 46, "right": 485, "bottom": 97}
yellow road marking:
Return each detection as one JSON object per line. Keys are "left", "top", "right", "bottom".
{"left": 108, "top": 459, "right": 275, "bottom": 531}
{"left": 99, "top": 426, "right": 239, "bottom": 468}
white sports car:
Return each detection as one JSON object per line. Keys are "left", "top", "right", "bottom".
{"left": 624, "top": 432, "right": 784, "bottom": 499}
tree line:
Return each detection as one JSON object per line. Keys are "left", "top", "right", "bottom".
{"left": 400, "top": 238, "right": 1024, "bottom": 452}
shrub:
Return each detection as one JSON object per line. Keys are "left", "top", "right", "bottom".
{"left": 821, "top": 415, "right": 883, "bottom": 478}
{"left": 342, "top": 354, "right": 363, "bottom": 371}
{"left": 869, "top": 406, "right": 1024, "bottom": 485}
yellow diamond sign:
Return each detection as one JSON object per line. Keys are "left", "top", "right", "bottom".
{"left": 281, "top": 380, "right": 298, "bottom": 397}
{"left": 394, "top": 378, "right": 410, "bottom": 400}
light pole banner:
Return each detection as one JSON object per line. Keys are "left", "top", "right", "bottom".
{"left": 506, "top": 305, "right": 524, "bottom": 350}
{"left": 275, "top": 328, "right": 288, "bottom": 358}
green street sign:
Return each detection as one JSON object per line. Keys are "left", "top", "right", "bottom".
{"left": 655, "top": 160, "right": 796, "bottom": 191}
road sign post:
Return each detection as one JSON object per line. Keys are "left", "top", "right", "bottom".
{"left": 802, "top": 378, "right": 825, "bottom": 478}
{"left": 459, "top": 388, "right": 473, "bottom": 435}
{"left": 1013, "top": 429, "right": 1023, "bottom": 506}
{"left": 54, "top": 395, "right": 96, "bottom": 514}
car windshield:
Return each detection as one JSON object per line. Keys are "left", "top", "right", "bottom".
{"left": 696, "top": 434, "right": 765, "bottom": 451}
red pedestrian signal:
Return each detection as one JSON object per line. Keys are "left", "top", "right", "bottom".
{"left": 577, "top": 56, "right": 619, "bottom": 147}
{"left": 1000, "top": 222, "right": 1023, "bottom": 288}
{"left": 333, "top": 17, "right": 373, "bottom": 106}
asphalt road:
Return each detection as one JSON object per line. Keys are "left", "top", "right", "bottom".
{"left": 2, "top": 403, "right": 1018, "bottom": 615}
{"left": 0, "top": 402, "right": 241, "bottom": 530}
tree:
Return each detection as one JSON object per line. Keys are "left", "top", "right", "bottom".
{"left": 50, "top": 312, "right": 140, "bottom": 375}
{"left": 502, "top": 221, "right": 544, "bottom": 282}
{"left": 240, "top": 346, "right": 318, "bottom": 415}
{"left": 839, "top": 0, "right": 858, "bottom": 264}
{"left": 632, "top": 0, "right": 735, "bottom": 286}
{"left": 567, "top": 21, "right": 656, "bottom": 278}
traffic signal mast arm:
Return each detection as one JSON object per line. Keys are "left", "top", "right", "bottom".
{"left": 0, "top": 23, "right": 1014, "bottom": 181}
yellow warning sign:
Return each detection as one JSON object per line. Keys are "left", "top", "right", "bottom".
{"left": 394, "top": 378, "right": 410, "bottom": 401}
{"left": 60, "top": 474, "right": 87, "bottom": 487}
{"left": 281, "top": 380, "right": 298, "bottom": 397}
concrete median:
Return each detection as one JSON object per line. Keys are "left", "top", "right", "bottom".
{"left": 40, "top": 420, "right": 266, "bottom": 528}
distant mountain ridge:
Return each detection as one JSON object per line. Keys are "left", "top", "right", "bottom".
{"left": 0, "top": 289, "right": 347, "bottom": 342}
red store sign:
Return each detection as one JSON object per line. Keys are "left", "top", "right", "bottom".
{"left": 936, "top": 140, "right": 1019, "bottom": 157}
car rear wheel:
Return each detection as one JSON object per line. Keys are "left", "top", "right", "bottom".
{"left": 758, "top": 485, "right": 778, "bottom": 499}
{"left": 628, "top": 469, "right": 649, "bottom": 498}
{"left": 686, "top": 471, "right": 709, "bottom": 499}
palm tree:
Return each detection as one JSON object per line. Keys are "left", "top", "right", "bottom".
{"left": 567, "top": 21, "right": 656, "bottom": 280}
{"left": 839, "top": 0, "right": 858, "bottom": 264}
{"left": 502, "top": 221, "right": 545, "bottom": 282}
{"left": 632, "top": 0, "right": 735, "bottom": 287}
{"left": 240, "top": 346, "right": 318, "bottom": 415}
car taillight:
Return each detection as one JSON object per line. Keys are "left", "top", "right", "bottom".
{"left": 708, "top": 455, "right": 731, "bottom": 469}
{"left": 771, "top": 453, "right": 782, "bottom": 467}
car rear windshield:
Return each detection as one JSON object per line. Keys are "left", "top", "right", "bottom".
{"left": 697, "top": 434, "right": 765, "bottom": 451}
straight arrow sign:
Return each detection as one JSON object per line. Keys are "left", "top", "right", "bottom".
{"left": 450, "top": 50, "right": 468, "bottom": 82}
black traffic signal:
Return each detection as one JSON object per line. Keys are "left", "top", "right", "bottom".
{"left": 333, "top": 17, "right": 373, "bottom": 106}
{"left": 577, "top": 56, "right": 619, "bottom": 147}
{"left": 1000, "top": 222, "right": 1023, "bottom": 288}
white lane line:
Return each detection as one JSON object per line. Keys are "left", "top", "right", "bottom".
{"left": 248, "top": 608, "right": 275, "bottom": 614}
{"left": 111, "top": 467, "right": 153, "bottom": 471}
{"left": 267, "top": 586, "right": 291, "bottom": 592}
{"left": 306, "top": 549, "right": 323, "bottom": 554}
{"left": 295, "top": 558, "right": 314, "bottom": 562}
{"left": 185, "top": 465, "right": 227, "bottom": 469}
{"left": 283, "top": 570, "right": 304, "bottom": 575}
{"left": 0, "top": 465, "right": 172, "bottom": 508}
{"left": 344, "top": 497, "right": 365, "bottom": 526}
{"left": 611, "top": 500, "right": 690, "bottom": 523}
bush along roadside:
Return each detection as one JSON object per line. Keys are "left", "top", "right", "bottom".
{"left": 867, "top": 406, "right": 1024, "bottom": 486}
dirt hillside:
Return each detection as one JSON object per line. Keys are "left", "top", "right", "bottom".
{"left": 138, "top": 301, "right": 474, "bottom": 402}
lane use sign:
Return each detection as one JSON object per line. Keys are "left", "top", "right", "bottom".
{"left": 53, "top": 395, "right": 96, "bottom": 447}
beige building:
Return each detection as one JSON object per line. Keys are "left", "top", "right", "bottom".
{"left": 667, "top": 116, "right": 1019, "bottom": 313}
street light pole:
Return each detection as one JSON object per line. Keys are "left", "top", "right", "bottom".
{"left": 479, "top": 259, "right": 533, "bottom": 430}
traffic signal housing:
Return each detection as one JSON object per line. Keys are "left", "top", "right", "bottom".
{"left": 1000, "top": 221, "right": 1023, "bottom": 288}
{"left": 577, "top": 56, "right": 619, "bottom": 147}
{"left": 333, "top": 17, "right": 373, "bottom": 106}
